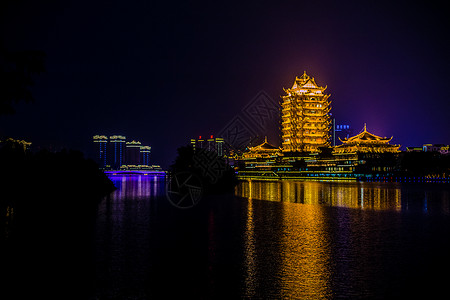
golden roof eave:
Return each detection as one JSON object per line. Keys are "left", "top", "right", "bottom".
{"left": 334, "top": 124, "right": 401, "bottom": 154}
{"left": 341, "top": 124, "right": 392, "bottom": 144}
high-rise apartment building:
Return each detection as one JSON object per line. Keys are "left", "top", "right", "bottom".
{"left": 125, "top": 140, "right": 141, "bottom": 165}
{"left": 190, "top": 135, "right": 225, "bottom": 156}
{"left": 331, "top": 120, "right": 353, "bottom": 146}
{"left": 109, "top": 135, "right": 126, "bottom": 169}
{"left": 281, "top": 72, "right": 331, "bottom": 152}
{"left": 93, "top": 135, "right": 154, "bottom": 170}
{"left": 93, "top": 135, "right": 108, "bottom": 169}
{"left": 140, "top": 146, "right": 151, "bottom": 166}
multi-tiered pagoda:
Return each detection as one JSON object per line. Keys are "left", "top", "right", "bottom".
{"left": 281, "top": 71, "right": 331, "bottom": 152}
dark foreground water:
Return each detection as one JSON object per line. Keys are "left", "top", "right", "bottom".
{"left": 94, "top": 176, "right": 450, "bottom": 299}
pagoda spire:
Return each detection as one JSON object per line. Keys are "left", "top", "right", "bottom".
{"left": 298, "top": 70, "right": 309, "bottom": 81}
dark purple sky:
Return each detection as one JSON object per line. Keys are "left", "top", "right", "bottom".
{"left": 1, "top": 0, "right": 449, "bottom": 168}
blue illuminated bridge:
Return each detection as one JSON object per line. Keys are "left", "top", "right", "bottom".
{"left": 104, "top": 170, "right": 166, "bottom": 176}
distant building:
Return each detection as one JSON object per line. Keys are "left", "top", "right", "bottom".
{"left": 0, "top": 138, "right": 32, "bottom": 152}
{"left": 406, "top": 144, "right": 449, "bottom": 154}
{"left": 140, "top": 145, "right": 151, "bottom": 166}
{"left": 423, "top": 144, "right": 441, "bottom": 152}
{"left": 190, "top": 135, "right": 225, "bottom": 156}
{"left": 406, "top": 147, "right": 423, "bottom": 152}
{"left": 423, "top": 144, "right": 449, "bottom": 154}
{"left": 332, "top": 120, "right": 353, "bottom": 146}
{"left": 93, "top": 135, "right": 109, "bottom": 169}
{"left": 125, "top": 140, "right": 141, "bottom": 165}
{"left": 109, "top": 135, "right": 126, "bottom": 169}
{"left": 92, "top": 134, "right": 158, "bottom": 170}
{"left": 216, "top": 137, "right": 225, "bottom": 157}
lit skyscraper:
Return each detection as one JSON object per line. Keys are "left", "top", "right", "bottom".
{"left": 93, "top": 135, "right": 108, "bottom": 169}
{"left": 331, "top": 120, "right": 353, "bottom": 146}
{"left": 109, "top": 135, "right": 126, "bottom": 169}
{"left": 190, "top": 135, "right": 225, "bottom": 156}
{"left": 216, "top": 137, "right": 224, "bottom": 157}
{"left": 125, "top": 140, "right": 141, "bottom": 165}
{"left": 140, "top": 146, "right": 151, "bottom": 166}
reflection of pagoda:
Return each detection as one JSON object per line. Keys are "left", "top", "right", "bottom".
{"left": 281, "top": 71, "right": 331, "bottom": 152}
{"left": 334, "top": 124, "right": 400, "bottom": 154}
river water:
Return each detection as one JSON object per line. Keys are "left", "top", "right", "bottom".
{"left": 95, "top": 175, "right": 450, "bottom": 299}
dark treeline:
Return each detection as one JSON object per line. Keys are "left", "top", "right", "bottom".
{"left": 0, "top": 138, "right": 115, "bottom": 299}
{"left": 399, "top": 151, "right": 450, "bottom": 177}
{"left": 171, "top": 146, "right": 238, "bottom": 195}
{"left": 0, "top": 45, "right": 46, "bottom": 115}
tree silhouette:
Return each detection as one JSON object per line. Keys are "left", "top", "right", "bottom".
{"left": 0, "top": 45, "right": 45, "bottom": 115}
{"left": 170, "top": 145, "right": 238, "bottom": 194}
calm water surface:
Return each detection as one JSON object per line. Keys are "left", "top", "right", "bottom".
{"left": 95, "top": 176, "right": 450, "bottom": 299}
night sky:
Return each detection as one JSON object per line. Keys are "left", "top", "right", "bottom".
{"left": 1, "top": 0, "right": 449, "bottom": 168}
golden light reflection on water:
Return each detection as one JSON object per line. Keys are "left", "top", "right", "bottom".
{"left": 279, "top": 202, "right": 332, "bottom": 299}
{"left": 241, "top": 183, "right": 334, "bottom": 298}
{"left": 238, "top": 180, "right": 403, "bottom": 298}
{"left": 243, "top": 199, "right": 257, "bottom": 298}
{"left": 237, "top": 180, "right": 402, "bottom": 211}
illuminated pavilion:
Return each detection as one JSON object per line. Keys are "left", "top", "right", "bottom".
{"left": 333, "top": 124, "right": 401, "bottom": 154}
{"left": 242, "top": 137, "right": 280, "bottom": 159}
{"left": 281, "top": 71, "right": 331, "bottom": 152}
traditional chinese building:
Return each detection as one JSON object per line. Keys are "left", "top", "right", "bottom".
{"left": 238, "top": 137, "right": 283, "bottom": 171}
{"left": 333, "top": 124, "right": 400, "bottom": 154}
{"left": 329, "top": 124, "right": 401, "bottom": 176}
{"left": 242, "top": 137, "right": 280, "bottom": 159}
{"left": 281, "top": 71, "right": 331, "bottom": 152}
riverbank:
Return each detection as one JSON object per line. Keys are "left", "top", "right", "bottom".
{"left": 237, "top": 170, "right": 450, "bottom": 183}
{"left": 0, "top": 143, "right": 117, "bottom": 299}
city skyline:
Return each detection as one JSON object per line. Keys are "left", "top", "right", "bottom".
{"left": 1, "top": 0, "right": 449, "bottom": 169}
{"left": 92, "top": 134, "right": 157, "bottom": 170}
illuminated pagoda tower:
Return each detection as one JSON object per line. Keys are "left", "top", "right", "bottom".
{"left": 334, "top": 124, "right": 400, "bottom": 154}
{"left": 281, "top": 71, "right": 331, "bottom": 152}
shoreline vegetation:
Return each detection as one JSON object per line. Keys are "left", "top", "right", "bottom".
{"left": 170, "top": 145, "right": 238, "bottom": 195}
{"left": 0, "top": 138, "right": 116, "bottom": 299}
